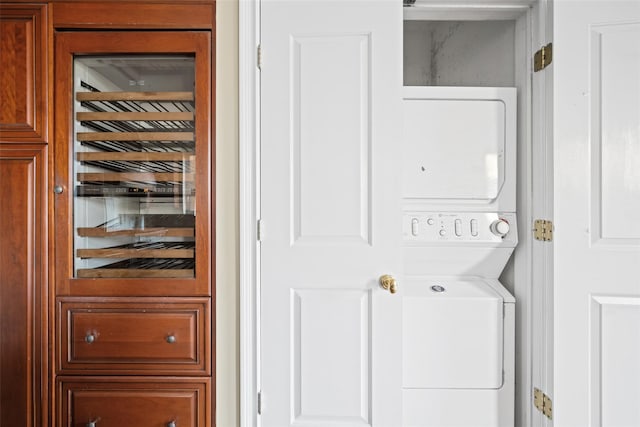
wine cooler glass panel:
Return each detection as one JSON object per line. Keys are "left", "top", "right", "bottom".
{"left": 73, "top": 55, "right": 197, "bottom": 279}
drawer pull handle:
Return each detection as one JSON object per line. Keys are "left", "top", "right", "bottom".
{"left": 86, "top": 421, "right": 97, "bottom": 427}
{"left": 85, "top": 333, "right": 96, "bottom": 344}
{"left": 166, "top": 335, "right": 177, "bottom": 344}
{"left": 167, "top": 422, "right": 177, "bottom": 427}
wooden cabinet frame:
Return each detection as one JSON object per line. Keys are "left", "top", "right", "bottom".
{"left": 53, "top": 30, "right": 213, "bottom": 297}
{"left": 48, "top": 3, "right": 216, "bottom": 426}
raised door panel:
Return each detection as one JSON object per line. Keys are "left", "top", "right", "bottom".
{"left": 0, "top": 145, "right": 47, "bottom": 427}
{"left": 58, "top": 298, "right": 210, "bottom": 375}
{"left": 0, "top": 5, "right": 47, "bottom": 142}
{"left": 554, "top": 2, "right": 640, "bottom": 425}
{"left": 590, "top": 22, "right": 640, "bottom": 245}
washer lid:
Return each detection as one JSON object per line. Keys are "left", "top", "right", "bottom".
{"left": 416, "top": 278, "right": 503, "bottom": 299}
{"left": 402, "top": 279, "right": 504, "bottom": 389}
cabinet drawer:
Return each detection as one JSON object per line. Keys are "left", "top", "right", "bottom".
{"left": 58, "top": 378, "right": 209, "bottom": 427}
{"left": 58, "top": 298, "right": 210, "bottom": 375}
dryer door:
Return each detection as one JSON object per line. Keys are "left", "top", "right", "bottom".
{"left": 402, "top": 87, "right": 516, "bottom": 211}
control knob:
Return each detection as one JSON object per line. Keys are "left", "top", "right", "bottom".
{"left": 490, "top": 219, "right": 510, "bottom": 237}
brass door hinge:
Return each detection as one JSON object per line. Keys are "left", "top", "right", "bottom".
{"left": 534, "top": 219, "right": 553, "bottom": 241}
{"left": 534, "top": 388, "right": 553, "bottom": 419}
{"left": 257, "top": 44, "right": 262, "bottom": 70}
{"left": 534, "top": 43, "right": 552, "bottom": 72}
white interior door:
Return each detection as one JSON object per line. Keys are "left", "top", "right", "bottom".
{"left": 554, "top": 1, "right": 640, "bottom": 425}
{"left": 260, "top": 1, "right": 402, "bottom": 426}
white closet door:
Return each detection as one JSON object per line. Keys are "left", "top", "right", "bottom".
{"left": 260, "top": 0, "right": 402, "bottom": 426}
{"left": 554, "top": 1, "right": 640, "bottom": 425}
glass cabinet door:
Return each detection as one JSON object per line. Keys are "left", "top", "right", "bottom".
{"left": 55, "top": 32, "right": 211, "bottom": 296}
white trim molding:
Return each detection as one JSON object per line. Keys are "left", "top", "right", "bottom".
{"left": 239, "top": 0, "right": 260, "bottom": 425}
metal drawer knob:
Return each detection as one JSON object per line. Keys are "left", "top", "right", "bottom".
{"left": 53, "top": 185, "right": 64, "bottom": 194}
{"left": 85, "top": 333, "right": 96, "bottom": 344}
{"left": 86, "top": 421, "right": 97, "bottom": 427}
{"left": 166, "top": 335, "right": 177, "bottom": 344}
{"left": 167, "top": 422, "right": 177, "bottom": 427}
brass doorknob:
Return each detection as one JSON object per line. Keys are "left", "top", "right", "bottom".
{"left": 379, "top": 275, "right": 397, "bottom": 294}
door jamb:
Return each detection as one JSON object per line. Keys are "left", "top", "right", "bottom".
{"left": 239, "top": 0, "right": 260, "bottom": 425}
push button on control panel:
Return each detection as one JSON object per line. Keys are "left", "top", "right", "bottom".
{"left": 470, "top": 219, "right": 478, "bottom": 237}
{"left": 454, "top": 219, "right": 462, "bottom": 236}
{"left": 411, "top": 218, "right": 419, "bottom": 236}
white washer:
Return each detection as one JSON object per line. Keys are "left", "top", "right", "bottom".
{"left": 402, "top": 277, "right": 515, "bottom": 427}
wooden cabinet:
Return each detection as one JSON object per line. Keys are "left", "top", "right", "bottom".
{"left": 0, "top": 145, "right": 47, "bottom": 427}
{"left": 50, "top": 5, "right": 215, "bottom": 426}
{"left": 1, "top": 4, "right": 49, "bottom": 425}
{"left": 1, "top": 2, "right": 215, "bottom": 425}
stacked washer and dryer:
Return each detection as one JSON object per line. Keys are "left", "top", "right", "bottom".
{"left": 401, "top": 87, "right": 517, "bottom": 426}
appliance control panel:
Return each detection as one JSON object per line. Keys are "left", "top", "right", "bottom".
{"left": 403, "top": 212, "right": 517, "bottom": 244}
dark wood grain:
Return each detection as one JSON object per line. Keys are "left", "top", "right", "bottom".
{"left": 58, "top": 377, "right": 210, "bottom": 427}
{"left": 0, "top": 4, "right": 47, "bottom": 142}
{"left": 0, "top": 144, "right": 47, "bottom": 427}
{"left": 48, "top": 6, "right": 216, "bottom": 425}
{"left": 58, "top": 297, "right": 210, "bottom": 375}
{"left": 52, "top": 1, "right": 215, "bottom": 29}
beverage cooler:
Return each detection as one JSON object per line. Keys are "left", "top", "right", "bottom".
{"left": 72, "top": 57, "right": 197, "bottom": 279}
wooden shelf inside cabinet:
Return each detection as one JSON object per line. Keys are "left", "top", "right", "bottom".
{"left": 76, "top": 91, "right": 194, "bottom": 102}
{"left": 77, "top": 131, "right": 194, "bottom": 142}
{"left": 76, "top": 259, "right": 195, "bottom": 279}
{"left": 77, "top": 111, "right": 194, "bottom": 122}
{"left": 77, "top": 172, "right": 195, "bottom": 182}
{"left": 77, "top": 242, "right": 195, "bottom": 259}
{"left": 77, "top": 214, "right": 195, "bottom": 238}
{"left": 77, "top": 228, "right": 194, "bottom": 237}
{"left": 77, "top": 152, "right": 192, "bottom": 162}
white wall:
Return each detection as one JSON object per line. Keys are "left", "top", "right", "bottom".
{"left": 404, "top": 20, "right": 516, "bottom": 87}
{"left": 216, "top": 0, "right": 240, "bottom": 425}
